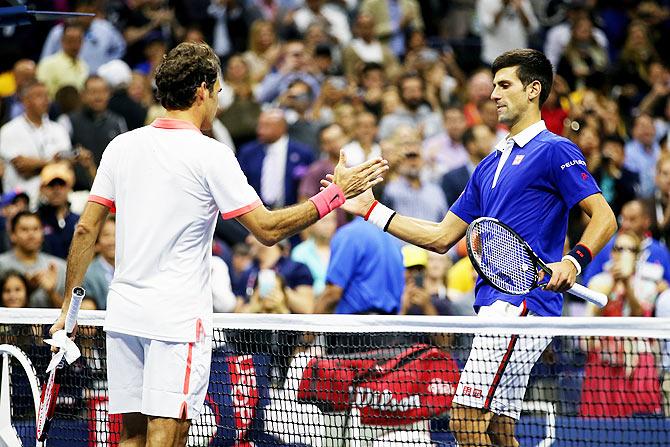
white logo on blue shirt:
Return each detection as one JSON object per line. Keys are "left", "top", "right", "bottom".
{"left": 560, "top": 159, "right": 586, "bottom": 170}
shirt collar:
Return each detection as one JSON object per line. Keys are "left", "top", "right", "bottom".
{"left": 495, "top": 120, "right": 547, "bottom": 152}
{"left": 151, "top": 118, "right": 202, "bottom": 133}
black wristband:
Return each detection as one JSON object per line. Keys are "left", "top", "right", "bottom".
{"left": 383, "top": 212, "right": 396, "bottom": 232}
{"left": 567, "top": 243, "right": 592, "bottom": 272}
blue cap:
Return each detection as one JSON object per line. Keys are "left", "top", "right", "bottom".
{"left": 0, "top": 189, "right": 26, "bottom": 208}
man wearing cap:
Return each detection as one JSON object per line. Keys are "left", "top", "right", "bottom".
{"left": 37, "top": 161, "right": 79, "bottom": 259}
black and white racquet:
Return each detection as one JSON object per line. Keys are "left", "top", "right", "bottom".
{"left": 466, "top": 217, "right": 608, "bottom": 308}
{"left": 37, "top": 287, "right": 86, "bottom": 441}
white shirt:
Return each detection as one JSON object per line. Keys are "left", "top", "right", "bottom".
{"left": 90, "top": 118, "right": 261, "bottom": 342}
{"left": 0, "top": 114, "right": 71, "bottom": 206}
{"left": 477, "top": 0, "right": 539, "bottom": 65}
{"left": 261, "top": 135, "right": 288, "bottom": 207}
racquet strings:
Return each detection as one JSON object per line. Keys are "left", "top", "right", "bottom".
{"left": 469, "top": 219, "right": 536, "bottom": 294}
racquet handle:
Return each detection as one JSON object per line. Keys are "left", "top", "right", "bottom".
{"left": 65, "top": 287, "right": 86, "bottom": 334}
{"left": 567, "top": 283, "right": 608, "bottom": 308}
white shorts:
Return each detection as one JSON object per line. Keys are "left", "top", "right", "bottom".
{"left": 452, "top": 300, "right": 551, "bottom": 420}
{"left": 106, "top": 329, "right": 212, "bottom": 420}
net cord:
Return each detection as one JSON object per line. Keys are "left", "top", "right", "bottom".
{"left": 1, "top": 309, "right": 669, "bottom": 338}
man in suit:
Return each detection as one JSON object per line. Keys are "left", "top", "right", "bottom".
{"left": 441, "top": 124, "right": 495, "bottom": 206}
{"left": 237, "top": 109, "right": 316, "bottom": 208}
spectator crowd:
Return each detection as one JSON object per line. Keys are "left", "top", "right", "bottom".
{"left": 1, "top": 0, "right": 670, "bottom": 418}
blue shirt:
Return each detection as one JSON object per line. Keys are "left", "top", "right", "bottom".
{"left": 326, "top": 217, "right": 405, "bottom": 314}
{"left": 450, "top": 121, "right": 601, "bottom": 316}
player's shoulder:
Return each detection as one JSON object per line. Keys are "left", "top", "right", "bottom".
{"left": 535, "top": 130, "right": 580, "bottom": 153}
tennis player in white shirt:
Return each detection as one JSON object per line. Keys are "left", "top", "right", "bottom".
{"left": 50, "top": 42, "right": 388, "bottom": 447}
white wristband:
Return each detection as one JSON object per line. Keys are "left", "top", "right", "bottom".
{"left": 561, "top": 254, "right": 582, "bottom": 276}
{"left": 367, "top": 202, "right": 395, "bottom": 231}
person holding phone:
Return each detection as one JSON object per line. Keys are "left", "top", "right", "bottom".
{"left": 244, "top": 269, "right": 291, "bottom": 314}
{"left": 400, "top": 244, "right": 437, "bottom": 316}
{"left": 587, "top": 231, "right": 666, "bottom": 316}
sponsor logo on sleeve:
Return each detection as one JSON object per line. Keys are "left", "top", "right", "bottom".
{"left": 560, "top": 159, "right": 587, "bottom": 170}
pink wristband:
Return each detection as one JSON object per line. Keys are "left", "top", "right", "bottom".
{"left": 309, "top": 183, "right": 345, "bottom": 218}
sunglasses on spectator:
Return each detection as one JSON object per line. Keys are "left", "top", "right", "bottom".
{"left": 612, "top": 245, "right": 638, "bottom": 253}
{"left": 404, "top": 152, "right": 421, "bottom": 159}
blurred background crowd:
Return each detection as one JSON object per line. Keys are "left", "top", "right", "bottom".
{"left": 0, "top": 0, "right": 669, "bottom": 328}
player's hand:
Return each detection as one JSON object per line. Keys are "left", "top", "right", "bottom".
{"left": 329, "top": 150, "right": 388, "bottom": 199}
{"left": 48, "top": 315, "right": 78, "bottom": 353}
{"left": 543, "top": 260, "right": 577, "bottom": 292}
{"left": 320, "top": 174, "right": 376, "bottom": 216}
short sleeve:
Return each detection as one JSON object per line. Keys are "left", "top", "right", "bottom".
{"left": 325, "top": 229, "right": 358, "bottom": 289}
{"left": 549, "top": 140, "right": 601, "bottom": 209}
{"left": 89, "top": 139, "right": 117, "bottom": 209}
{"left": 205, "top": 143, "right": 261, "bottom": 219}
{"left": 448, "top": 167, "right": 482, "bottom": 224}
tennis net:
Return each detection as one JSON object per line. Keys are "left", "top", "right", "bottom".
{"left": 1, "top": 310, "right": 669, "bottom": 446}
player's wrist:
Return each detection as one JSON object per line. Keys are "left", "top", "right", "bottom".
{"left": 561, "top": 255, "right": 581, "bottom": 275}
{"left": 364, "top": 200, "right": 396, "bottom": 232}
{"left": 564, "top": 243, "right": 593, "bottom": 276}
{"left": 309, "top": 183, "right": 345, "bottom": 218}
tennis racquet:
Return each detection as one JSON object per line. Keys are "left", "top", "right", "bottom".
{"left": 466, "top": 217, "right": 608, "bottom": 308}
{"left": 36, "top": 286, "right": 86, "bottom": 441}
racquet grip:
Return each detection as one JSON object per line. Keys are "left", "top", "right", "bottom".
{"left": 568, "top": 283, "right": 608, "bottom": 308}
{"left": 64, "top": 287, "right": 86, "bottom": 334}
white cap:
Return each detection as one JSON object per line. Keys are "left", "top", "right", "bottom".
{"left": 97, "top": 59, "right": 132, "bottom": 89}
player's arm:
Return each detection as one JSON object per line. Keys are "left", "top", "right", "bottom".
{"left": 237, "top": 152, "right": 388, "bottom": 246}
{"left": 574, "top": 193, "right": 618, "bottom": 257}
{"left": 51, "top": 202, "right": 109, "bottom": 332}
{"left": 386, "top": 211, "right": 468, "bottom": 254}
{"left": 545, "top": 193, "right": 617, "bottom": 291}
{"left": 321, "top": 182, "right": 468, "bottom": 254}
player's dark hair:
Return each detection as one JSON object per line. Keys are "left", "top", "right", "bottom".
{"left": 155, "top": 42, "right": 220, "bottom": 110}
{"left": 10, "top": 211, "right": 41, "bottom": 233}
{"left": 491, "top": 49, "right": 553, "bottom": 107}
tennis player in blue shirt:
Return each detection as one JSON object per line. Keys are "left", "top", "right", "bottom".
{"left": 326, "top": 49, "right": 617, "bottom": 446}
